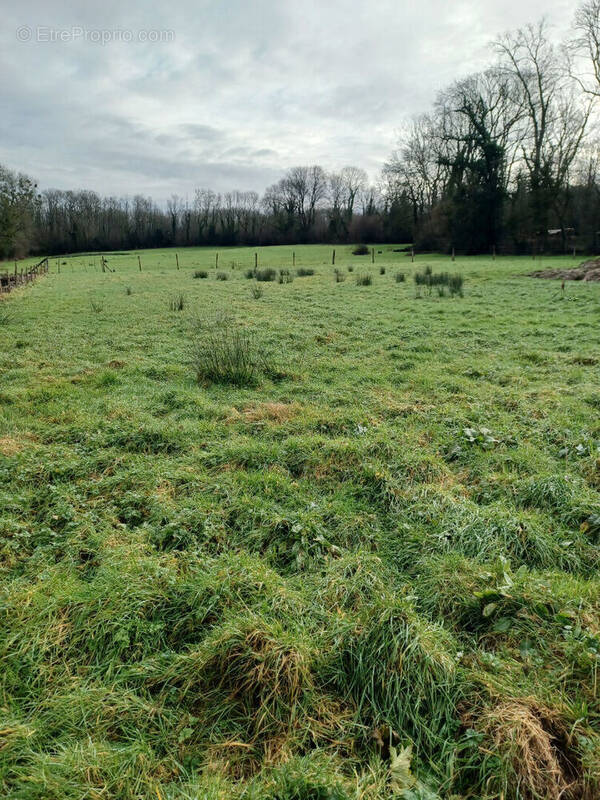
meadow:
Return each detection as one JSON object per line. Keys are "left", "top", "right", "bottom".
{"left": 0, "top": 243, "right": 599, "bottom": 799}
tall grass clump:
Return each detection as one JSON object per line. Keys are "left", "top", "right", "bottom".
{"left": 255, "top": 268, "right": 277, "bottom": 282}
{"left": 326, "top": 595, "right": 463, "bottom": 764}
{"left": 168, "top": 293, "right": 185, "bottom": 311}
{"left": 216, "top": 271, "right": 228, "bottom": 281}
{"left": 279, "top": 269, "right": 293, "bottom": 284}
{"left": 194, "top": 269, "right": 208, "bottom": 279}
{"left": 191, "top": 314, "right": 268, "bottom": 386}
{"left": 395, "top": 272, "right": 406, "bottom": 282}
{"left": 334, "top": 269, "right": 345, "bottom": 283}
{"left": 296, "top": 268, "right": 315, "bottom": 277}
{"left": 356, "top": 273, "right": 372, "bottom": 286}
{"left": 352, "top": 244, "right": 370, "bottom": 256}
{"left": 250, "top": 284, "right": 264, "bottom": 299}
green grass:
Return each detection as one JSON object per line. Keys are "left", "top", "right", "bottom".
{"left": 0, "top": 244, "right": 599, "bottom": 798}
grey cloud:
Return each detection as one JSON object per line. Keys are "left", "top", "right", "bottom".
{"left": 0, "top": 0, "right": 576, "bottom": 202}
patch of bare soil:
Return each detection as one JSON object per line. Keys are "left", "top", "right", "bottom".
{"left": 531, "top": 258, "right": 600, "bottom": 281}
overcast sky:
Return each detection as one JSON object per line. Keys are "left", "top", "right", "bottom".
{"left": 1, "top": 0, "right": 575, "bottom": 202}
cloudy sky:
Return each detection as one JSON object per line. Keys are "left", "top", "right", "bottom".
{"left": 1, "top": 0, "right": 575, "bottom": 202}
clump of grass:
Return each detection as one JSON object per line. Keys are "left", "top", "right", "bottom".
{"left": 89, "top": 298, "right": 104, "bottom": 313}
{"left": 194, "top": 270, "right": 208, "bottom": 279}
{"left": 250, "top": 284, "right": 264, "bottom": 299}
{"left": 326, "top": 595, "right": 463, "bottom": 760}
{"left": 168, "top": 293, "right": 185, "bottom": 312}
{"left": 356, "top": 273, "right": 372, "bottom": 286}
{"left": 244, "top": 268, "right": 255, "bottom": 279}
{"left": 352, "top": 244, "right": 370, "bottom": 256}
{"left": 334, "top": 269, "right": 345, "bottom": 283}
{"left": 191, "top": 313, "right": 269, "bottom": 386}
{"left": 255, "top": 268, "right": 277, "bottom": 282}
{"left": 448, "top": 273, "right": 464, "bottom": 297}
{"left": 125, "top": 285, "right": 133, "bottom": 295}
{"left": 379, "top": 266, "right": 386, "bottom": 275}
{"left": 414, "top": 268, "right": 464, "bottom": 297}
{"left": 395, "top": 272, "right": 406, "bottom": 282}
{"left": 216, "top": 271, "right": 228, "bottom": 281}
{"left": 278, "top": 269, "right": 293, "bottom": 284}
{"left": 0, "top": 303, "right": 13, "bottom": 324}
{"left": 296, "top": 268, "right": 315, "bottom": 277}
{"left": 347, "top": 265, "right": 354, "bottom": 272}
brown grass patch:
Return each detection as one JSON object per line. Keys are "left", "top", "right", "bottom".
{"left": 231, "top": 402, "right": 302, "bottom": 424}
{"left": 479, "top": 699, "right": 590, "bottom": 799}
{"left": 0, "top": 436, "right": 24, "bottom": 456}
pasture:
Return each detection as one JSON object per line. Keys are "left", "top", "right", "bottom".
{"left": 0, "top": 244, "right": 599, "bottom": 799}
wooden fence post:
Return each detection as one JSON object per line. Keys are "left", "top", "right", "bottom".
{"left": 371, "top": 248, "right": 375, "bottom": 264}
{"left": 215, "top": 253, "right": 219, "bottom": 269}
{"left": 255, "top": 252, "right": 258, "bottom": 270}
{"left": 411, "top": 247, "right": 415, "bottom": 263}
{"left": 293, "top": 252, "right": 295, "bottom": 267}
{"left": 138, "top": 255, "right": 142, "bottom": 272}
{"left": 332, "top": 249, "right": 335, "bottom": 266}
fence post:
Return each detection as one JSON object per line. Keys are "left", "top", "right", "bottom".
{"left": 215, "top": 253, "right": 219, "bottom": 269}
{"left": 176, "top": 253, "right": 179, "bottom": 270}
{"left": 138, "top": 255, "right": 142, "bottom": 271}
{"left": 293, "top": 251, "right": 295, "bottom": 267}
{"left": 452, "top": 247, "right": 455, "bottom": 262}
{"left": 411, "top": 247, "right": 415, "bottom": 263}
{"left": 332, "top": 249, "right": 335, "bottom": 266}
{"left": 371, "top": 247, "right": 375, "bottom": 264}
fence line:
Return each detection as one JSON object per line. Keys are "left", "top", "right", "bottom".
{"left": 0, "top": 258, "right": 49, "bottom": 294}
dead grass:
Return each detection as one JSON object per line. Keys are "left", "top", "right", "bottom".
{"left": 478, "top": 699, "right": 589, "bottom": 800}
{"left": 230, "top": 402, "right": 302, "bottom": 424}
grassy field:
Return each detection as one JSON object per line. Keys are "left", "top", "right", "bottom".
{"left": 0, "top": 244, "right": 599, "bottom": 799}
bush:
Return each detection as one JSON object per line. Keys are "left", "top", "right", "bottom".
{"left": 194, "top": 270, "right": 208, "bottom": 279}
{"left": 168, "top": 293, "right": 185, "bottom": 311}
{"left": 356, "top": 274, "right": 372, "bottom": 286}
{"left": 191, "top": 314, "right": 268, "bottom": 386}
{"left": 352, "top": 244, "right": 370, "bottom": 256}
{"left": 296, "top": 268, "right": 315, "bottom": 277}
{"left": 244, "top": 269, "right": 255, "bottom": 279}
{"left": 216, "top": 272, "right": 228, "bottom": 281}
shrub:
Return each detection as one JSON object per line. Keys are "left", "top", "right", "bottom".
{"left": 296, "top": 268, "right": 315, "bottom": 277}
{"left": 395, "top": 272, "right": 406, "bottom": 282}
{"left": 255, "top": 268, "right": 277, "bottom": 282}
{"left": 356, "top": 274, "right": 372, "bottom": 286}
{"left": 216, "top": 271, "right": 228, "bottom": 281}
{"left": 168, "top": 293, "right": 185, "bottom": 311}
{"left": 191, "top": 314, "right": 268, "bottom": 386}
{"left": 194, "top": 270, "right": 208, "bottom": 279}
{"left": 352, "top": 244, "right": 370, "bottom": 256}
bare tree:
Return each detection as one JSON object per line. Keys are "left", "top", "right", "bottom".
{"left": 571, "top": 0, "right": 600, "bottom": 96}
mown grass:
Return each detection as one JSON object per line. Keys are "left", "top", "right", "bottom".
{"left": 0, "top": 244, "right": 599, "bottom": 798}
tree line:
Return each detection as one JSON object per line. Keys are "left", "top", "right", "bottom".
{"left": 2, "top": 2, "right": 600, "bottom": 259}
